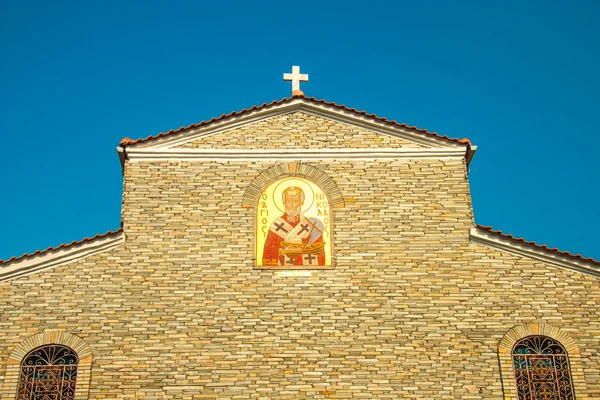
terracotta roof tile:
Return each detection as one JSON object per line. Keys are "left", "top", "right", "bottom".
{"left": 119, "top": 96, "right": 472, "bottom": 149}
{"left": 476, "top": 225, "right": 599, "bottom": 265}
{"left": 0, "top": 228, "right": 123, "bottom": 264}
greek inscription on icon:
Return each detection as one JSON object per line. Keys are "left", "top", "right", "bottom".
{"left": 256, "top": 178, "right": 332, "bottom": 267}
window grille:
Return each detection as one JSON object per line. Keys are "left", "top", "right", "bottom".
{"left": 513, "top": 335, "right": 575, "bottom": 400}
{"left": 17, "top": 344, "right": 78, "bottom": 400}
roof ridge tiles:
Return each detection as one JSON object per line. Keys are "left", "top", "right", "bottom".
{"left": 475, "top": 224, "right": 599, "bottom": 265}
{"left": 119, "top": 96, "right": 472, "bottom": 148}
{"left": 0, "top": 228, "right": 123, "bottom": 265}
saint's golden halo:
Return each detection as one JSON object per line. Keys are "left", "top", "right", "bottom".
{"left": 272, "top": 177, "right": 315, "bottom": 214}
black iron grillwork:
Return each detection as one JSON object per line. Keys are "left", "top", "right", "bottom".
{"left": 513, "top": 335, "right": 575, "bottom": 400}
{"left": 17, "top": 344, "right": 78, "bottom": 400}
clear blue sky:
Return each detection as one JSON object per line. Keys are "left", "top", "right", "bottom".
{"left": 1, "top": 1, "right": 598, "bottom": 261}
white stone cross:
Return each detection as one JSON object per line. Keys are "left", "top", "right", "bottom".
{"left": 283, "top": 66, "right": 309, "bottom": 95}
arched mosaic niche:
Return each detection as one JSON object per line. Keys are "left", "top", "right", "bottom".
{"left": 242, "top": 163, "right": 344, "bottom": 209}
{"left": 246, "top": 163, "right": 342, "bottom": 269}
{"left": 498, "top": 323, "right": 589, "bottom": 400}
{"left": 4, "top": 330, "right": 92, "bottom": 400}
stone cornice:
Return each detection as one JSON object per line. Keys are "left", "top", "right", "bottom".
{"left": 128, "top": 98, "right": 471, "bottom": 151}
{"left": 469, "top": 227, "right": 600, "bottom": 279}
{"left": 122, "top": 147, "right": 468, "bottom": 161}
{"left": 0, "top": 231, "right": 125, "bottom": 283}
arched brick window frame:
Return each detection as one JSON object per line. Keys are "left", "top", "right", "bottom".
{"left": 242, "top": 162, "right": 344, "bottom": 209}
{"left": 4, "top": 330, "right": 92, "bottom": 400}
{"left": 499, "top": 323, "right": 589, "bottom": 400}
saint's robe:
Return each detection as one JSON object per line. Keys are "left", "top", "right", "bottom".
{"left": 262, "top": 214, "right": 326, "bottom": 266}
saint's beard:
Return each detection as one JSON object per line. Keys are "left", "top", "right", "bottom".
{"left": 286, "top": 207, "right": 301, "bottom": 219}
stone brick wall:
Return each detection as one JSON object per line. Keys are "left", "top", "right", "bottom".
{"left": 1, "top": 114, "right": 598, "bottom": 399}
{"left": 176, "top": 112, "right": 426, "bottom": 149}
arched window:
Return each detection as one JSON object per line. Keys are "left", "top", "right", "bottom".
{"left": 512, "top": 335, "right": 575, "bottom": 400}
{"left": 17, "top": 344, "right": 79, "bottom": 400}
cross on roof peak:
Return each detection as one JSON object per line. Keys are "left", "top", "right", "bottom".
{"left": 283, "top": 66, "right": 308, "bottom": 97}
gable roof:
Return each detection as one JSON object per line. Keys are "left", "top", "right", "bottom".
{"left": 119, "top": 95, "right": 473, "bottom": 152}
{"left": 4, "top": 96, "right": 597, "bottom": 283}
{"left": 0, "top": 229, "right": 124, "bottom": 283}
{"left": 470, "top": 225, "right": 600, "bottom": 278}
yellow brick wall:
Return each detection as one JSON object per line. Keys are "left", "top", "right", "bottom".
{"left": 175, "top": 112, "right": 426, "bottom": 149}
{"left": 1, "top": 115, "right": 598, "bottom": 399}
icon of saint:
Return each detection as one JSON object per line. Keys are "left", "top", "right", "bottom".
{"left": 262, "top": 186, "right": 326, "bottom": 266}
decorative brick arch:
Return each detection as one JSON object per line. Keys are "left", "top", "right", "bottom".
{"left": 498, "top": 323, "right": 589, "bottom": 399}
{"left": 4, "top": 330, "right": 93, "bottom": 400}
{"left": 242, "top": 162, "right": 344, "bottom": 208}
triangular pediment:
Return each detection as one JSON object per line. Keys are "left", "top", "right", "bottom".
{"left": 121, "top": 97, "right": 472, "bottom": 153}
{"left": 173, "top": 111, "right": 426, "bottom": 150}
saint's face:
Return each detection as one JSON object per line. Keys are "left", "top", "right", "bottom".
{"left": 283, "top": 189, "right": 303, "bottom": 218}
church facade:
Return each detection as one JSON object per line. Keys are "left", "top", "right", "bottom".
{"left": 1, "top": 94, "right": 599, "bottom": 399}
